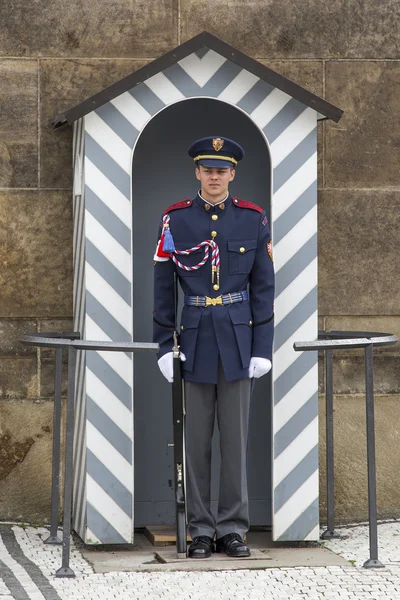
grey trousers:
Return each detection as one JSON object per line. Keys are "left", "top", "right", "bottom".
{"left": 184, "top": 362, "right": 252, "bottom": 540}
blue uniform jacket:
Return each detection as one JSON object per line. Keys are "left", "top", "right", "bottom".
{"left": 153, "top": 193, "right": 275, "bottom": 384}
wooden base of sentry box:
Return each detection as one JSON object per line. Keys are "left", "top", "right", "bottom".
{"left": 144, "top": 525, "right": 247, "bottom": 546}
{"left": 144, "top": 525, "right": 191, "bottom": 546}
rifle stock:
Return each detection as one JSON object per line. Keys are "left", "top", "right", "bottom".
{"left": 172, "top": 331, "right": 187, "bottom": 558}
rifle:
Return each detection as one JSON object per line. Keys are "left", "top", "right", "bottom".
{"left": 171, "top": 277, "right": 187, "bottom": 558}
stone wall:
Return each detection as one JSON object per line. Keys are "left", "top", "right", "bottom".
{"left": 0, "top": 0, "right": 399, "bottom": 523}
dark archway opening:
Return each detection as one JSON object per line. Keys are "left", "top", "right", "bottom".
{"left": 132, "top": 97, "right": 272, "bottom": 528}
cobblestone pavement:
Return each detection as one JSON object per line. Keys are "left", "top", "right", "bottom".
{"left": 2, "top": 522, "right": 400, "bottom": 599}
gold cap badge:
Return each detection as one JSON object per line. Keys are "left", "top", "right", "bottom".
{"left": 212, "top": 138, "right": 224, "bottom": 152}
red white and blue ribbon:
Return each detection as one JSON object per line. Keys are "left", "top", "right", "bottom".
{"left": 154, "top": 214, "right": 220, "bottom": 284}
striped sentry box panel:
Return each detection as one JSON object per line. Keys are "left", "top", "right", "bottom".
{"left": 74, "top": 46, "right": 319, "bottom": 543}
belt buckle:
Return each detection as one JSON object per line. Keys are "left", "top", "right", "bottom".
{"left": 205, "top": 295, "right": 223, "bottom": 307}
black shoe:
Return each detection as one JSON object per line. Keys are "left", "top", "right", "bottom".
{"left": 216, "top": 533, "right": 251, "bottom": 557}
{"left": 188, "top": 536, "right": 214, "bottom": 559}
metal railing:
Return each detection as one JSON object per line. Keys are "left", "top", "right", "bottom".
{"left": 21, "top": 333, "right": 159, "bottom": 577}
{"left": 294, "top": 330, "right": 398, "bottom": 568}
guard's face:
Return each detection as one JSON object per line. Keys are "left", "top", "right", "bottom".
{"left": 195, "top": 165, "right": 235, "bottom": 199}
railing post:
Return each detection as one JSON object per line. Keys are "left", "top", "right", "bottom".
{"left": 44, "top": 346, "right": 63, "bottom": 545}
{"left": 363, "top": 344, "right": 384, "bottom": 568}
{"left": 56, "top": 345, "right": 77, "bottom": 578}
{"left": 321, "top": 348, "right": 339, "bottom": 540}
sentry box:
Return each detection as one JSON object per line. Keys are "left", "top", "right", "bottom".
{"left": 52, "top": 31, "right": 343, "bottom": 545}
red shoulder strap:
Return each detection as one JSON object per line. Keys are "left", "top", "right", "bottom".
{"left": 164, "top": 199, "right": 192, "bottom": 215}
{"left": 232, "top": 197, "right": 263, "bottom": 214}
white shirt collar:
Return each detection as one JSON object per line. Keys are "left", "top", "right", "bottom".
{"left": 198, "top": 190, "right": 229, "bottom": 207}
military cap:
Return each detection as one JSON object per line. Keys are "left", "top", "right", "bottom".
{"left": 188, "top": 136, "right": 244, "bottom": 168}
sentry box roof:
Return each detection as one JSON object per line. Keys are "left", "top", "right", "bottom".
{"left": 52, "top": 31, "right": 343, "bottom": 129}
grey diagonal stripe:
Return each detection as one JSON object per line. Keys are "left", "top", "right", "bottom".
{"left": 86, "top": 351, "right": 132, "bottom": 410}
{"left": 0, "top": 558, "right": 31, "bottom": 600}
{"left": 87, "top": 449, "right": 132, "bottom": 516}
{"left": 0, "top": 526, "right": 62, "bottom": 600}
{"left": 274, "top": 392, "right": 318, "bottom": 458}
{"left": 273, "top": 181, "right": 317, "bottom": 244}
{"left": 273, "top": 126, "right": 317, "bottom": 193}
{"left": 275, "top": 234, "right": 317, "bottom": 297}
{"left": 86, "top": 187, "right": 131, "bottom": 252}
{"left": 274, "top": 287, "right": 317, "bottom": 351}
{"left": 129, "top": 84, "right": 165, "bottom": 115}
{"left": 85, "top": 133, "right": 130, "bottom": 200}
{"left": 86, "top": 291, "right": 131, "bottom": 343}
{"left": 96, "top": 103, "right": 138, "bottom": 148}
{"left": 87, "top": 396, "right": 132, "bottom": 464}
{"left": 163, "top": 60, "right": 242, "bottom": 98}
{"left": 264, "top": 99, "right": 309, "bottom": 145}
{"left": 195, "top": 46, "right": 209, "bottom": 59}
{"left": 237, "top": 79, "right": 274, "bottom": 114}
{"left": 277, "top": 498, "right": 319, "bottom": 541}
{"left": 274, "top": 445, "right": 319, "bottom": 512}
{"left": 86, "top": 240, "right": 131, "bottom": 305}
{"left": 274, "top": 351, "right": 316, "bottom": 406}
{"left": 87, "top": 503, "right": 129, "bottom": 544}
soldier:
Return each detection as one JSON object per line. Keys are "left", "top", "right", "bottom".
{"left": 153, "top": 136, "right": 275, "bottom": 559}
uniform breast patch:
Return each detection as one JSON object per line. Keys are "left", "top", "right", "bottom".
{"left": 262, "top": 216, "right": 268, "bottom": 227}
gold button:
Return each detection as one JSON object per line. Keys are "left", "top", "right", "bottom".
{"left": 249, "top": 321, "right": 252, "bottom": 326}
{"left": 240, "top": 247, "right": 245, "bottom": 253}
{"left": 211, "top": 231, "right": 217, "bottom": 238}
{"left": 205, "top": 204, "right": 210, "bottom": 211}
{"left": 219, "top": 203, "right": 225, "bottom": 210}
{"left": 212, "top": 214, "right": 218, "bottom": 221}
{"left": 181, "top": 325, "right": 184, "bottom": 330}
{"left": 213, "top": 284, "right": 219, "bottom": 291}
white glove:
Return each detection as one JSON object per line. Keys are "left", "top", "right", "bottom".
{"left": 157, "top": 351, "right": 186, "bottom": 383}
{"left": 249, "top": 357, "right": 272, "bottom": 379}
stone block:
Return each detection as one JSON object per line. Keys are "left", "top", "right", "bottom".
{"left": 261, "top": 60, "right": 324, "bottom": 181}
{"left": 325, "top": 62, "right": 400, "bottom": 187}
{"left": 0, "top": 60, "right": 37, "bottom": 188}
{"left": 319, "top": 394, "right": 400, "bottom": 523}
{"left": 0, "top": 400, "right": 65, "bottom": 522}
{"left": 0, "top": 358, "right": 38, "bottom": 399}
{"left": 0, "top": 320, "right": 37, "bottom": 356}
{"left": 318, "top": 190, "right": 400, "bottom": 315}
{"left": 40, "top": 58, "right": 151, "bottom": 188}
{"left": 0, "top": 0, "right": 177, "bottom": 57}
{"left": 0, "top": 190, "right": 73, "bottom": 317}
{"left": 181, "top": 0, "right": 400, "bottom": 59}
{"left": 37, "top": 319, "right": 74, "bottom": 398}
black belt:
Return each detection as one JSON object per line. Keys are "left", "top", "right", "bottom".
{"left": 184, "top": 290, "right": 248, "bottom": 307}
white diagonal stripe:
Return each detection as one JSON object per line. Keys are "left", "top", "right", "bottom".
{"left": 85, "top": 528, "right": 102, "bottom": 544}
{"left": 85, "top": 159, "right": 132, "bottom": 222}
{"left": 272, "top": 154, "right": 317, "bottom": 220}
{"left": 274, "top": 417, "right": 319, "bottom": 486}
{"left": 274, "top": 313, "right": 318, "bottom": 381}
{"left": 145, "top": 72, "right": 185, "bottom": 103}
{"left": 274, "top": 364, "right": 318, "bottom": 433}
{"left": 87, "top": 375, "right": 133, "bottom": 438}
{"left": 304, "top": 525, "right": 320, "bottom": 541}
{"left": 271, "top": 108, "right": 316, "bottom": 168}
{"left": 87, "top": 422, "right": 132, "bottom": 491}
{"left": 274, "top": 207, "right": 317, "bottom": 273}
{"left": 218, "top": 69, "right": 259, "bottom": 104}
{"left": 275, "top": 259, "right": 318, "bottom": 325}
{"left": 111, "top": 91, "right": 151, "bottom": 131}
{"left": 178, "top": 50, "right": 227, "bottom": 87}
{"left": 85, "top": 112, "right": 131, "bottom": 174}
{"left": 250, "top": 87, "right": 291, "bottom": 130}
{"left": 97, "top": 349, "right": 133, "bottom": 387}
{"left": 85, "top": 212, "right": 131, "bottom": 281}
{"left": 0, "top": 535, "right": 46, "bottom": 600}
{"left": 87, "top": 476, "right": 131, "bottom": 541}
{"left": 274, "top": 471, "right": 319, "bottom": 539}
{"left": 86, "top": 263, "right": 131, "bottom": 333}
